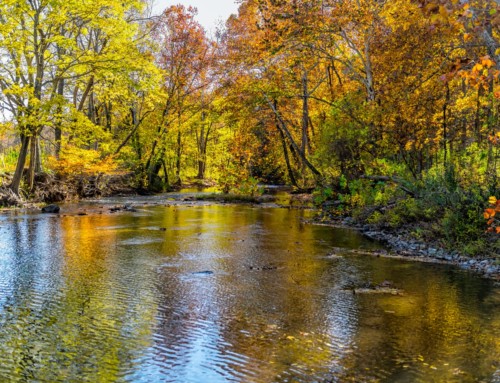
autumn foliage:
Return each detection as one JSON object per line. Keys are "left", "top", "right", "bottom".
{"left": 484, "top": 196, "right": 500, "bottom": 233}
{"left": 0, "top": 1, "right": 499, "bottom": 245}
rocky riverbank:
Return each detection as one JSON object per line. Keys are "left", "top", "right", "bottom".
{"left": 311, "top": 216, "right": 500, "bottom": 281}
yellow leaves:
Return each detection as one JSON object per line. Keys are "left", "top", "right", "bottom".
{"left": 438, "top": 5, "right": 448, "bottom": 19}
{"left": 47, "top": 147, "right": 118, "bottom": 177}
{"left": 472, "top": 63, "right": 483, "bottom": 72}
{"left": 381, "top": 0, "right": 421, "bottom": 31}
{"left": 489, "top": 196, "right": 498, "bottom": 205}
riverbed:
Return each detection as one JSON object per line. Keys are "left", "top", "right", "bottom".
{"left": 0, "top": 196, "right": 498, "bottom": 382}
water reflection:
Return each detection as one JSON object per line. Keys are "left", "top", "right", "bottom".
{"left": 0, "top": 203, "right": 498, "bottom": 382}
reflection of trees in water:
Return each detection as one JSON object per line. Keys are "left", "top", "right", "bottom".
{"left": 151, "top": 206, "right": 360, "bottom": 382}
{"left": 0, "top": 214, "right": 159, "bottom": 382}
{"left": 152, "top": 205, "right": 248, "bottom": 382}
{"left": 0, "top": 205, "right": 498, "bottom": 382}
{"left": 0, "top": 215, "right": 66, "bottom": 381}
{"left": 337, "top": 260, "right": 500, "bottom": 382}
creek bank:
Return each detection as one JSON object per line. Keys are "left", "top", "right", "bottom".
{"left": 0, "top": 171, "right": 138, "bottom": 208}
{"left": 4, "top": 183, "right": 498, "bottom": 280}
{"left": 310, "top": 216, "right": 500, "bottom": 281}
{"left": 185, "top": 192, "right": 314, "bottom": 208}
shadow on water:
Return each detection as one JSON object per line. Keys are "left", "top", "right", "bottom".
{"left": 0, "top": 199, "right": 498, "bottom": 382}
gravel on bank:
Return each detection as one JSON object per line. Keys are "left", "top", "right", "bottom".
{"left": 309, "top": 216, "right": 500, "bottom": 281}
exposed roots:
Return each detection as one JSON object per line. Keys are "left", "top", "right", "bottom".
{"left": 1, "top": 171, "right": 138, "bottom": 207}
{"left": 0, "top": 186, "right": 23, "bottom": 207}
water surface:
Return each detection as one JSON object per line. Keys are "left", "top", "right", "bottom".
{"left": 0, "top": 200, "right": 498, "bottom": 382}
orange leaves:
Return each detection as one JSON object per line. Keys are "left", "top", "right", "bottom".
{"left": 484, "top": 196, "right": 500, "bottom": 234}
{"left": 460, "top": 56, "right": 500, "bottom": 90}
{"left": 486, "top": 226, "right": 500, "bottom": 234}
{"left": 489, "top": 132, "right": 500, "bottom": 145}
{"left": 480, "top": 56, "right": 495, "bottom": 68}
{"left": 484, "top": 208, "right": 496, "bottom": 219}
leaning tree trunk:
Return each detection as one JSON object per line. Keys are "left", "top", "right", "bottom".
{"left": 10, "top": 135, "right": 31, "bottom": 196}
{"left": 265, "top": 95, "right": 322, "bottom": 181}
{"left": 28, "top": 134, "right": 40, "bottom": 192}
{"left": 274, "top": 100, "right": 298, "bottom": 187}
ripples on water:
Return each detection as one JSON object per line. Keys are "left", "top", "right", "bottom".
{"left": 0, "top": 202, "right": 498, "bottom": 382}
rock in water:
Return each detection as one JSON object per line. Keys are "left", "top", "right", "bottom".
{"left": 41, "top": 204, "right": 60, "bottom": 213}
{"left": 192, "top": 270, "right": 214, "bottom": 275}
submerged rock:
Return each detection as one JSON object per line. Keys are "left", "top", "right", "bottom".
{"left": 248, "top": 264, "right": 278, "bottom": 271}
{"left": 343, "top": 280, "right": 404, "bottom": 295}
{"left": 352, "top": 287, "right": 403, "bottom": 295}
{"left": 109, "top": 204, "right": 138, "bottom": 213}
{"left": 41, "top": 204, "right": 60, "bottom": 213}
{"left": 192, "top": 270, "right": 214, "bottom": 275}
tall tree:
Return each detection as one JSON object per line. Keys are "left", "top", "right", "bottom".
{"left": 0, "top": 0, "right": 148, "bottom": 195}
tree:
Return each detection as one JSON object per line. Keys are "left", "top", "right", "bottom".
{"left": 138, "top": 5, "right": 213, "bottom": 189}
{"left": 0, "top": 0, "right": 148, "bottom": 195}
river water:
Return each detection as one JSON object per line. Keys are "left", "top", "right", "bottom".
{"left": 0, "top": 197, "right": 498, "bottom": 382}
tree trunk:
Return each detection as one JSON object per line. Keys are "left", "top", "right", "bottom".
{"left": 28, "top": 135, "right": 38, "bottom": 191}
{"left": 55, "top": 78, "right": 64, "bottom": 158}
{"left": 196, "top": 116, "right": 211, "bottom": 180}
{"left": 35, "top": 137, "right": 42, "bottom": 173}
{"left": 162, "top": 159, "right": 169, "bottom": 186}
{"left": 114, "top": 107, "right": 139, "bottom": 155}
{"left": 147, "top": 148, "right": 167, "bottom": 191}
{"left": 364, "top": 37, "right": 376, "bottom": 102}
{"left": 443, "top": 83, "right": 450, "bottom": 169}
{"left": 301, "top": 70, "right": 310, "bottom": 155}
{"left": 10, "top": 135, "right": 31, "bottom": 195}
{"left": 265, "top": 95, "right": 322, "bottom": 180}
{"left": 277, "top": 120, "right": 298, "bottom": 188}
{"left": 175, "top": 130, "right": 182, "bottom": 183}
{"left": 197, "top": 158, "right": 206, "bottom": 180}
{"left": 77, "top": 76, "right": 94, "bottom": 112}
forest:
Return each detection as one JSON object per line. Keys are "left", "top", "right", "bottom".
{"left": 0, "top": 0, "right": 499, "bottom": 257}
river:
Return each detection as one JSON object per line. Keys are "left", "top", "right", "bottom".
{"left": 0, "top": 195, "right": 498, "bottom": 382}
